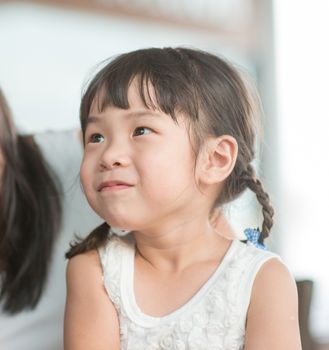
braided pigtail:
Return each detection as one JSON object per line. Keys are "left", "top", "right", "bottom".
{"left": 65, "top": 222, "right": 110, "bottom": 259}
{"left": 241, "top": 164, "right": 274, "bottom": 243}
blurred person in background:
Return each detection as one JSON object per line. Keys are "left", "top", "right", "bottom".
{"left": 0, "top": 87, "right": 102, "bottom": 350}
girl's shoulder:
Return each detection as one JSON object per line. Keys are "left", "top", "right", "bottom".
{"left": 65, "top": 249, "right": 121, "bottom": 349}
{"left": 65, "top": 249, "right": 105, "bottom": 311}
{"left": 66, "top": 249, "right": 102, "bottom": 290}
{"left": 224, "top": 240, "right": 283, "bottom": 306}
{"left": 67, "top": 234, "right": 132, "bottom": 277}
{"left": 66, "top": 236, "right": 126, "bottom": 302}
{"left": 249, "top": 249, "right": 296, "bottom": 304}
{"left": 232, "top": 239, "right": 281, "bottom": 273}
{"left": 241, "top": 241, "right": 294, "bottom": 299}
{"left": 244, "top": 253, "right": 301, "bottom": 349}
{"left": 227, "top": 241, "right": 301, "bottom": 348}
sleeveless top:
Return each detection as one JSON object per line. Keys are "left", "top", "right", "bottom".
{"left": 98, "top": 234, "right": 279, "bottom": 350}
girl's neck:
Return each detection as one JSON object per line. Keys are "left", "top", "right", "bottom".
{"left": 132, "top": 219, "right": 231, "bottom": 273}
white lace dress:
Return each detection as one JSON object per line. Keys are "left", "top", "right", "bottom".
{"left": 98, "top": 234, "right": 278, "bottom": 350}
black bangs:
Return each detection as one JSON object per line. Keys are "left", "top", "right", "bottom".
{"left": 80, "top": 48, "right": 200, "bottom": 132}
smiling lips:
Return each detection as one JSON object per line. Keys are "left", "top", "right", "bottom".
{"left": 97, "top": 180, "right": 133, "bottom": 192}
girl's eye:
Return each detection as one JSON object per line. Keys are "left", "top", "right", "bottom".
{"left": 133, "top": 127, "right": 152, "bottom": 137}
{"left": 89, "top": 133, "right": 104, "bottom": 143}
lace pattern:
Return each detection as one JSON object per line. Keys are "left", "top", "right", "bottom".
{"left": 99, "top": 235, "right": 277, "bottom": 350}
{"left": 98, "top": 236, "right": 124, "bottom": 312}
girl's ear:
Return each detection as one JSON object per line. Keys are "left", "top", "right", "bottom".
{"left": 197, "top": 135, "right": 238, "bottom": 185}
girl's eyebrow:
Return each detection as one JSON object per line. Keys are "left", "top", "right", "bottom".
{"left": 86, "top": 115, "right": 100, "bottom": 125}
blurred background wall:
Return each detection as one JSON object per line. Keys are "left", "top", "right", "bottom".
{"left": 0, "top": 0, "right": 328, "bottom": 348}
{"left": 274, "top": 1, "right": 329, "bottom": 346}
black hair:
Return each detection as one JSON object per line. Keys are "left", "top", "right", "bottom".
{"left": 0, "top": 88, "right": 62, "bottom": 314}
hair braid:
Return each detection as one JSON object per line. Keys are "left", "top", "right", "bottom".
{"left": 66, "top": 222, "right": 110, "bottom": 259}
{"left": 241, "top": 164, "right": 274, "bottom": 242}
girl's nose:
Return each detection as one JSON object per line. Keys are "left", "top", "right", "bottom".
{"left": 99, "top": 143, "right": 131, "bottom": 170}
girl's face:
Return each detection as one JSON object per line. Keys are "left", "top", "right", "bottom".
{"left": 80, "top": 84, "right": 207, "bottom": 233}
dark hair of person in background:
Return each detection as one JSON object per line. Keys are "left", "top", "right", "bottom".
{"left": 66, "top": 47, "right": 273, "bottom": 259}
{"left": 0, "top": 88, "right": 62, "bottom": 314}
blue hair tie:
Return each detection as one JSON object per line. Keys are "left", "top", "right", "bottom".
{"left": 244, "top": 228, "right": 267, "bottom": 250}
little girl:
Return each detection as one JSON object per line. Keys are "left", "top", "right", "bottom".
{"left": 64, "top": 47, "right": 301, "bottom": 350}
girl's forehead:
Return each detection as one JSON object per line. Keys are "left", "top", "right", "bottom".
{"left": 90, "top": 79, "right": 160, "bottom": 116}
{"left": 128, "top": 80, "right": 159, "bottom": 109}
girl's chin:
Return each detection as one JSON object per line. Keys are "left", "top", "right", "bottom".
{"left": 106, "top": 213, "right": 144, "bottom": 232}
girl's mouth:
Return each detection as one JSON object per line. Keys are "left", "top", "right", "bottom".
{"left": 97, "top": 180, "right": 133, "bottom": 192}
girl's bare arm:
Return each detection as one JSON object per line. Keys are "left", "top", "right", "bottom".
{"left": 244, "top": 258, "right": 302, "bottom": 350}
{"left": 64, "top": 250, "right": 120, "bottom": 350}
